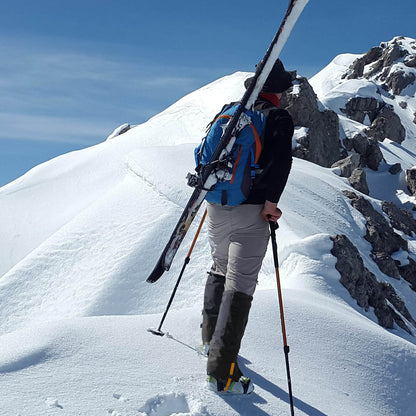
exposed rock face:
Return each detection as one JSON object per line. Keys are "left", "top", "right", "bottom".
{"left": 399, "top": 258, "right": 416, "bottom": 291}
{"left": 349, "top": 135, "right": 384, "bottom": 171}
{"left": 331, "top": 234, "right": 415, "bottom": 333}
{"left": 344, "top": 38, "right": 413, "bottom": 89}
{"left": 364, "top": 105, "right": 405, "bottom": 144}
{"left": 281, "top": 77, "right": 344, "bottom": 167}
{"left": 331, "top": 154, "right": 361, "bottom": 178}
{"left": 404, "top": 54, "right": 416, "bottom": 68}
{"left": 365, "top": 138, "right": 384, "bottom": 170}
{"left": 343, "top": 46, "right": 383, "bottom": 79}
{"left": 385, "top": 70, "right": 416, "bottom": 95}
{"left": 381, "top": 201, "right": 416, "bottom": 237}
{"left": 343, "top": 191, "right": 408, "bottom": 279}
{"left": 106, "top": 123, "right": 131, "bottom": 140}
{"left": 341, "top": 37, "right": 415, "bottom": 131}
{"left": 342, "top": 97, "right": 382, "bottom": 124}
{"left": 348, "top": 168, "right": 369, "bottom": 195}
{"left": 406, "top": 168, "right": 416, "bottom": 195}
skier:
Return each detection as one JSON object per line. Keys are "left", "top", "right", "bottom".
{"left": 202, "top": 59, "right": 294, "bottom": 394}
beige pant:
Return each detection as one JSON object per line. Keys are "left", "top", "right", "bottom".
{"left": 206, "top": 203, "right": 270, "bottom": 296}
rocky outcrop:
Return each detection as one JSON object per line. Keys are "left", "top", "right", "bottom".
{"left": 347, "top": 134, "right": 384, "bottom": 171}
{"left": 342, "top": 97, "right": 382, "bottom": 124}
{"left": 385, "top": 70, "right": 416, "bottom": 95}
{"left": 404, "top": 54, "right": 416, "bottom": 68}
{"left": 399, "top": 258, "right": 416, "bottom": 291}
{"left": 331, "top": 234, "right": 415, "bottom": 333}
{"left": 343, "top": 37, "right": 416, "bottom": 95}
{"left": 343, "top": 191, "right": 408, "bottom": 279}
{"left": 348, "top": 168, "right": 370, "bottom": 195}
{"left": 381, "top": 201, "right": 416, "bottom": 237}
{"left": 364, "top": 104, "right": 405, "bottom": 144}
{"left": 106, "top": 123, "right": 132, "bottom": 140}
{"left": 282, "top": 77, "right": 344, "bottom": 167}
{"left": 342, "top": 46, "right": 383, "bottom": 79}
{"left": 331, "top": 154, "right": 361, "bottom": 178}
{"left": 406, "top": 168, "right": 416, "bottom": 195}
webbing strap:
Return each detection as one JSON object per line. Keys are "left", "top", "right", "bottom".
{"left": 248, "top": 124, "right": 262, "bottom": 163}
{"left": 215, "top": 114, "right": 262, "bottom": 165}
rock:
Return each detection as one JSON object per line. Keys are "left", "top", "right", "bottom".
{"left": 343, "top": 191, "right": 408, "bottom": 279}
{"left": 370, "top": 252, "right": 400, "bottom": 279}
{"left": 358, "top": 198, "right": 407, "bottom": 254}
{"left": 399, "top": 101, "right": 408, "bottom": 109}
{"left": 385, "top": 70, "right": 416, "bottom": 95}
{"left": 398, "top": 258, "right": 416, "bottom": 291}
{"left": 343, "top": 137, "right": 354, "bottom": 152}
{"left": 382, "top": 43, "right": 403, "bottom": 67}
{"left": 281, "top": 77, "right": 344, "bottom": 167}
{"left": 388, "top": 163, "right": 402, "bottom": 175}
{"left": 331, "top": 153, "right": 361, "bottom": 177}
{"left": 106, "top": 123, "right": 131, "bottom": 140}
{"left": 364, "top": 138, "right": 384, "bottom": 170}
{"left": 348, "top": 168, "right": 369, "bottom": 195}
{"left": 365, "top": 104, "right": 405, "bottom": 144}
{"left": 406, "top": 168, "right": 416, "bottom": 195}
{"left": 381, "top": 201, "right": 416, "bottom": 236}
{"left": 331, "top": 234, "right": 415, "bottom": 333}
{"left": 343, "top": 46, "right": 383, "bottom": 79}
{"left": 365, "top": 43, "right": 403, "bottom": 78}
{"left": 352, "top": 133, "right": 368, "bottom": 155}
{"left": 342, "top": 97, "right": 381, "bottom": 124}
{"left": 404, "top": 54, "right": 416, "bottom": 68}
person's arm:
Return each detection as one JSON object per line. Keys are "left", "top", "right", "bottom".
{"left": 261, "top": 109, "right": 294, "bottom": 222}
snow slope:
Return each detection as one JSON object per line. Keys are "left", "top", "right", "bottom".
{"left": 1, "top": 61, "right": 416, "bottom": 415}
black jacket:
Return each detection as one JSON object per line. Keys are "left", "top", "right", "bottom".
{"left": 244, "top": 97, "right": 294, "bottom": 205}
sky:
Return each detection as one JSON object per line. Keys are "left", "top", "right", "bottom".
{"left": 0, "top": 0, "right": 415, "bottom": 187}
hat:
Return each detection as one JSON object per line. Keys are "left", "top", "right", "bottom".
{"left": 245, "top": 59, "right": 293, "bottom": 93}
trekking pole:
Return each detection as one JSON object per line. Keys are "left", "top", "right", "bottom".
{"left": 148, "top": 209, "right": 207, "bottom": 337}
{"left": 269, "top": 221, "right": 295, "bottom": 416}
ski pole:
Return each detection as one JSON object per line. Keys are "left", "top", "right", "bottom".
{"left": 269, "top": 221, "right": 295, "bottom": 416}
{"left": 148, "top": 209, "right": 208, "bottom": 337}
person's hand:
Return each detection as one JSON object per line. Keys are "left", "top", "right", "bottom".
{"left": 261, "top": 200, "right": 282, "bottom": 222}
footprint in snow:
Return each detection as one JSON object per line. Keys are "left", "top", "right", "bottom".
{"left": 138, "top": 393, "right": 209, "bottom": 416}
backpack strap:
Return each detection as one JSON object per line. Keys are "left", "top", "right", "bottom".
{"left": 248, "top": 124, "right": 262, "bottom": 163}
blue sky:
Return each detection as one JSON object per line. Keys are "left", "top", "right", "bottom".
{"left": 1, "top": 0, "right": 415, "bottom": 186}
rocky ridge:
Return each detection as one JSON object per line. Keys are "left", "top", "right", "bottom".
{"left": 282, "top": 37, "right": 416, "bottom": 334}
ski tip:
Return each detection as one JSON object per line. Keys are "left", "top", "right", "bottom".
{"left": 146, "top": 260, "right": 166, "bottom": 283}
{"left": 147, "top": 328, "right": 165, "bottom": 336}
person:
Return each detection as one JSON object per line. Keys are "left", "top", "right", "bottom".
{"left": 202, "top": 59, "right": 294, "bottom": 394}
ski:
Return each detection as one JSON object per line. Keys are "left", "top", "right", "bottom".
{"left": 147, "top": 0, "right": 309, "bottom": 283}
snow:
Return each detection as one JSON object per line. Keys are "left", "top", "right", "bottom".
{"left": 1, "top": 43, "right": 416, "bottom": 415}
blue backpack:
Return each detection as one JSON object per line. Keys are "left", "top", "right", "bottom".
{"left": 195, "top": 103, "right": 266, "bottom": 206}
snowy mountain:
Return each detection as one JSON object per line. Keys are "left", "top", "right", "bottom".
{"left": 1, "top": 38, "right": 416, "bottom": 416}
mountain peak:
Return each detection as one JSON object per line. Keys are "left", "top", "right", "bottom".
{"left": 342, "top": 36, "right": 416, "bottom": 95}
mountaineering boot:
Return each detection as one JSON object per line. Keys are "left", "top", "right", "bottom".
{"left": 206, "top": 290, "right": 253, "bottom": 384}
{"left": 201, "top": 272, "right": 225, "bottom": 345}
{"left": 206, "top": 374, "right": 254, "bottom": 394}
